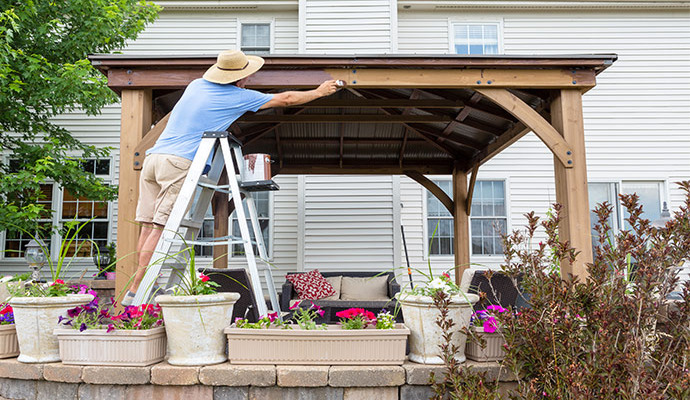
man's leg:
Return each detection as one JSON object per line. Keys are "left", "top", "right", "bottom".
{"left": 129, "top": 222, "right": 164, "bottom": 293}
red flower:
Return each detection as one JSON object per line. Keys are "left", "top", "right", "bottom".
{"left": 52, "top": 279, "right": 65, "bottom": 285}
{"left": 200, "top": 274, "right": 210, "bottom": 283}
{"left": 0, "top": 305, "right": 12, "bottom": 315}
{"left": 442, "top": 272, "right": 450, "bottom": 280}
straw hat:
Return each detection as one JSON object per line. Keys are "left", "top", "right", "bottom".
{"left": 203, "top": 50, "right": 265, "bottom": 84}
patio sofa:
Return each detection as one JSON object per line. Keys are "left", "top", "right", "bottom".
{"left": 281, "top": 271, "right": 402, "bottom": 323}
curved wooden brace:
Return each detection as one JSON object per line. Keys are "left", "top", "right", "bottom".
{"left": 405, "top": 171, "right": 454, "bottom": 216}
{"left": 133, "top": 112, "right": 170, "bottom": 170}
{"left": 475, "top": 88, "right": 574, "bottom": 168}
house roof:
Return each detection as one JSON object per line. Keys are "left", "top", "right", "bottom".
{"left": 90, "top": 53, "right": 616, "bottom": 175}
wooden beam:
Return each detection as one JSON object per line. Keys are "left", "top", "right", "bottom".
{"left": 551, "top": 89, "right": 593, "bottom": 280}
{"left": 242, "top": 108, "right": 307, "bottom": 146}
{"left": 277, "top": 163, "right": 454, "bottom": 175}
{"left": 275, "top": 109, "right": 284, "bottom": 169}
{"left": 339, "top": 113, "right": 344, "bottom": 168}
{"left": 280, "top": 138, "right": 429, "bottom": 145}
{"left": 399, "top": 127, "right": 409, "bottom": 168}
{"left": 212, "top": 170, "right": 229, "bottom": 269}
{"left": 473, "top": 122, "right": 532, "bottom": 169}
{"left": 407, "top": 123, "right": 484, "bottom": 151}
{"left": 133, "top": 112, "right": 170, "bottom": 170}
{"left": 289, "top": 98, "right": 466, "bottom": 108}
{"left": 405, "top": 171, "right": 454, "bottom": 215}
{"left": 116, "top": 89, "right": 152, "bottom": 303}
{"left": 466, "top": 163, "right": 479, "bottom": 215}
{"left": 106, "top": 67, "right": 597, "bottom": 90}
{"left": 239, "top": 114, "right": 452, "bottom": 123}
{"left": 452, "top": 165, "right": 470, "bottom": 285}
{"left": 476, "top": 88, "right": 574, "bottom": 168}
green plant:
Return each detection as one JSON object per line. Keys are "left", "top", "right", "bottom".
{"left": 60, "top": 292, "right": 163, "bottom": 333}
{"left": 168, "top": 241, "right": 220, "bottom": 296}
{"left": 289, "top": 301, "right": 327, "bottom": 330}
{"left": 234, "top": 312, "right": 285, "bottom": 329}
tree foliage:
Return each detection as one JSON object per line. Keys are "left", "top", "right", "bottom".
{"left": 0, "top": 0, "right": 159, "bottom": 233}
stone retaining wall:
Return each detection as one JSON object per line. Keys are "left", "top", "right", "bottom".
{"left": 0, "top": 359, "right": 515, "bottom": 400}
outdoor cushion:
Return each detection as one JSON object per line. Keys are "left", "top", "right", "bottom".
{"left": 285, "top": 269, "right": 336, "bottom": 300}
{"left": 340, "top": 275, "right": 389, "bottom": 301}
{"left": 322, "top": 276, "right": 342, "bottom": 301}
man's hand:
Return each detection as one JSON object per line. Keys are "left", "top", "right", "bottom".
{"left": 316, "top": 80, "right": 340, "bottom": 97}
{"left": 260, "top": 79, "right": 343, "bottom": 109}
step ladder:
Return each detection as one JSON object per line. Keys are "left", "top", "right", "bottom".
{"left": 132, "top": 131, "right": 281, "bottom": 319}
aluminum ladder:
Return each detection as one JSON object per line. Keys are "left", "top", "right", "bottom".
{"left": 132, "top": 131, "right": 281, "bottom": 319}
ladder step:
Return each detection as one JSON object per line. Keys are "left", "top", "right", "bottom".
{"left": 167, "top": 238, "right": 248, "bottom": 246}
{"left": 180, "top": 219, "right": 204, "bottom": 230}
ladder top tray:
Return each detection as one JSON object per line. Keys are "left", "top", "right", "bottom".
{"left": 240, "top": 180, "right": 280, "bottom": 192}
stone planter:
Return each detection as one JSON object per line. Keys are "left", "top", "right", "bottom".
{"left": 54, "top": 326, "right": 166, "bottom": 366}
{"left": 155, "top": 292, "right": 240, "bottom": 366}
{"left": 9, "top": 294, "right": 94, "bottom": 363}
{"left": 226, "top": 324, "right": 410, "bottom": 365}
{"left": 398, "top": 292, "right": 479, "bottom": 364}
{"left": 465, "top": 326, "right": 506, "bottom": 362}
{"left": 0, "top": 325, "right": 19, "bottom": 359}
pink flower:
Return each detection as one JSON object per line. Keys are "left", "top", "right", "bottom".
{"left": 483, "top": 317, "right": 498, "bottom": 333}
{"left": 442, "top": 272, "right": 450, "bottom": 280}
{"left": 200, "top": 274, "right": 210, "bottom": 283}
{"left": 52, "top": 279, "right": 65, "bottom": 285}
{"left": 267, "top": 312, "right": 278, "bottom": 322}
{"left": 289, "top": 302, "right": 301, "bottom": 310}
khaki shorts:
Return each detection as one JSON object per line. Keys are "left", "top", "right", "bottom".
{"left": 135, "top": 154, "right": 192, "bottom": 226}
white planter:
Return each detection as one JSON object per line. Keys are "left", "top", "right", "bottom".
{"left": 226, "top": 324, "right": 410, "bottom": 365}
{"left": 55, "top": 326, "right": 166, "bottom": 366}
{"left": 155, "top": 292, "right": 240, "bottom": 366}
{"left": 398, "top": 292, "right": 479, "bottom": 364}
{"left": 465, "top": 326, "right": 506, "bottom": 362}
{"left": 0, "top": 325, "right": 19, "bottom": 359}
{"left": 9, "top": 294, "right": 94, "bottom": 363}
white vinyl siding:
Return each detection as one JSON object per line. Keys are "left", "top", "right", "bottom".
{"left": 302, "top": 0, "right": 394, "bottom": 54}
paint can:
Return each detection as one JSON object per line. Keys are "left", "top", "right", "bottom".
{"left": 241, "top": 154, "right": 272, "bottom": 182}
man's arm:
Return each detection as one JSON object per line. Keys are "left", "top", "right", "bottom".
{"left": 259, "top": 80, "right": 340, "bottom": 109}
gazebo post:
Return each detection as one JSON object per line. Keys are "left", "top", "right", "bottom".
{"left": 550, "top": 89, "right": 594, "bottom": 279}
{"left": 452, "top": 163, "right": 470, "bottom": 285}
{"left": 116, "top": 89, "right": 152, "bottom": 300}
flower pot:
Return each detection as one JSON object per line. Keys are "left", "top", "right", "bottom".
{"left": 226, "top": 324, "right": 410, "bottom": 365}
{"left": 155, "top": 292, "right": 240, "bottom": 366}
{"left": 397, "top": 292, "right": 479, "bottom": 364}
{"left": 54, "top": 326, "right": 166, "bottom": 366}
{"left": 0, "top": 325, "right": 19, "bottom": 359}
{"left": 105, "top": 272, "right": 116, "bottom": 281}
{"left": 465, "top": 326, "right": 506, "bottom": 362}
{"left": 9, "top": 294, "right": 94, "bottom": 363}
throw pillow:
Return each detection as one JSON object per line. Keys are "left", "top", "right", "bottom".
{"left": 322, "top": 276, "right": 342, "bottom": 301}
{"left": 340, "top": 275, "right": 389, "bottom": 301}
{"left": 286, "top": 269, "right": 336, "bottom": 300}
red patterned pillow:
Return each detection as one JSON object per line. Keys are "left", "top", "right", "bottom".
{"left": 286, "top": 270, "right": 336, "bottom": 300}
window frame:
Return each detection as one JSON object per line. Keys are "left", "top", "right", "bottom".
{"left": 237, "top": 19, "right": 275, "bottom": 55}
{"left": 448, "top": 20, "right": 504, "bottom": 55}
{"left": 422, "top": 176, "right": 510, "bottom": 260}
{"left": 0, "top": 155, "right": 114, "bottom": 261}
{"left": 589, "top": 179, "right": 668, "bottom": 234}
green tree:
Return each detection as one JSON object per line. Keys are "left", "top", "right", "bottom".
{"left": 0, "top": 0, "right": 159, "bottom": 234}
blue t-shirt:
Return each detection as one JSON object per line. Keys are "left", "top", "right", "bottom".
{"left": 147, "top": 79, "right": 273, "bottom": 162}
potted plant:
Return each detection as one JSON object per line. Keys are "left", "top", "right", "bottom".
{"left": 465, "top": 305, "right": 508, "bottom": 362}
{"left": 0, "top": 304, "right": 19, "bottom": 359}
{"left": 226, "top": 304, "right": 409, "bottom": 365}
{"left": 155, "top": 247, "right": 239, "bottom": 366}
{"left": 54, "top": 294, "right": 165, "bottom": 366}
{"left": 396, "top": 271, "right": 479, "bottom": 364}
{"left": 8, "top": 221, "right": 95, "bottom": 363}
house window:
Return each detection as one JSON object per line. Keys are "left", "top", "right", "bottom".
{"left": 589, "top": 181, "right": 664, "bottom": 236}
{"left": 453, "top": 23, "right": 500, "bottom": 55}
{"left": 426, "top": 180, "right": 507, "bottom": 256}
{"left": 241, "top": 23, "right": 271, "bottom": 55}
{"left": 2, "top": 159, "right": 112, "bottom": 259}
{"left": 195, "top": 191, "right": 272, "bottom": 259}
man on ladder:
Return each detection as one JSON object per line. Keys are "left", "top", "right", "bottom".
{"left": 123, "top": 49, "right": 339, "bottom": 306}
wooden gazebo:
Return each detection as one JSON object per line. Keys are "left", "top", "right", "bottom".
{"left": 89, "top": 54, "right": 616, "bottom": 296}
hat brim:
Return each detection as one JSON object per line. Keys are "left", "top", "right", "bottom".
{"left": 203, "top": 55, "right": 265, "bottom": 84}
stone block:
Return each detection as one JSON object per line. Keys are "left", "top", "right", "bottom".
{"left": 77, "top": 384, "right": 126, "bottom": 400}
{"left": 125, "top": 385, "right": 213, "bottom": 400}
{"left": 249, "top": 387, "right": 343, "bottom": 400}
{"left": 0, "top": 359, "right": 43, "bottom": 380}
{"left": 276, "top": 366, "right": 329, "bottom": 387}
{"left": 36, "top": 381, "right": 78, "bottom": 400}
{"left": 343, "top": 387, "right": 397, "bottom": 400}
{"left": 199, "top": 364, "right": 275, "bottom": 387}
{"left": 464, "top": 361, "right": 516, "bottom": 382}
{"left": 0, "top": 377, "right": 36, "bottom": 400}
{"left": 328, "top": 366, "right": 405, "bottom": 387}
{"left": 213, "top": 386, "right": 248, "bottom": 400}
{"left": 43, "top": 364, "right": 83, "bottom": 383}
{"left": 82, "top": 366, "right": 150, "bottom": 385}
{"left": 403, "top": 362, "right": 445, "bottom": 385}
{"left": 400, "top": 385, "right": 435, "bottom": 400}
{"left": 150, "top": 362, "right": 199, "bottom": 385}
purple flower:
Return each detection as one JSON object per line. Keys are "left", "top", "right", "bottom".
{"left": 79, "top": 323, "right": 87, "bottom": 332}
{"left": 487, "top": 305, "right": 507, "bottom": 313}
{"left": 67, "top": 307, "right": 80, "bottom": 318}
{"left": 106, "top": 324, "right": 115, "bottom": 333}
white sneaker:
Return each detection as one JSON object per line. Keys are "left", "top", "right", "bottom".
{"left": 121, "top": 291, "right": 136, "bottom": 306}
